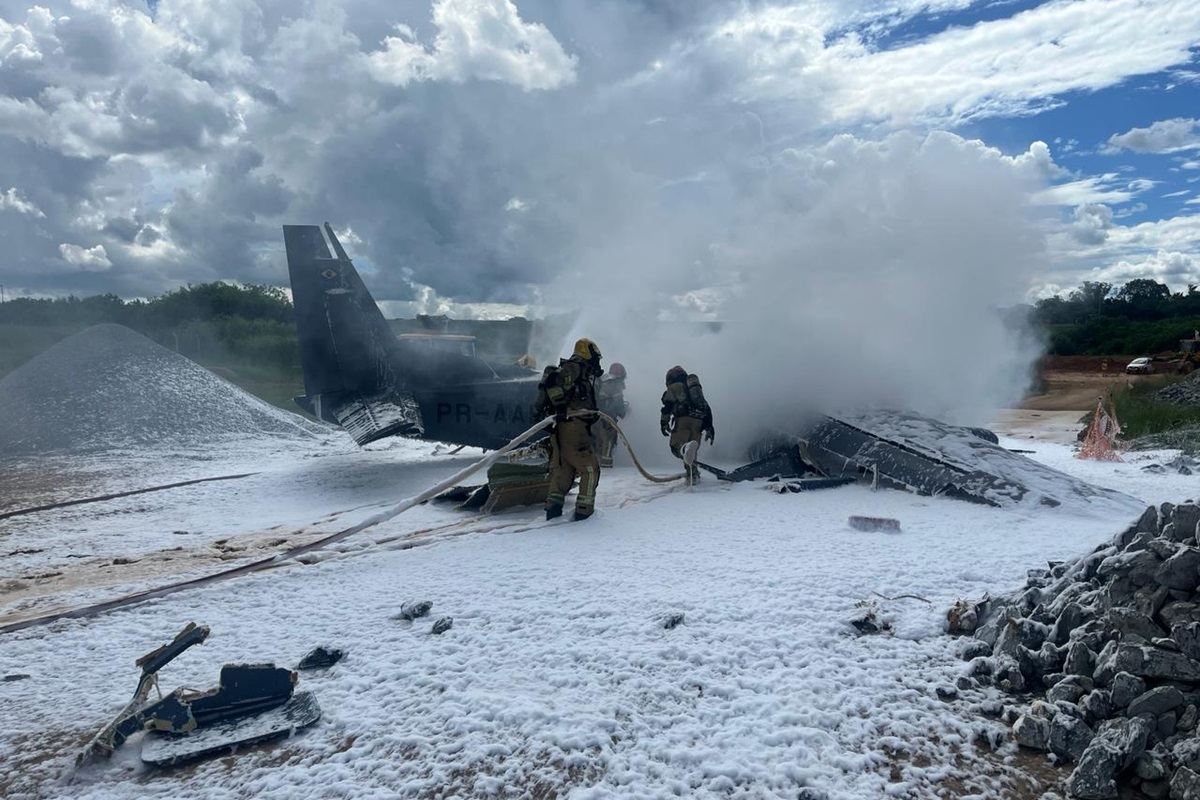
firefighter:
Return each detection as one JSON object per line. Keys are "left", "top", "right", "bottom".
{"left": 535, "top": 338, "right": 604, "bottom": 521}
{"left": 593, "top": 362, "right": 628, "bottom": 469}
{"left": 660, "top": 365, "right": 714, "bottom": 482}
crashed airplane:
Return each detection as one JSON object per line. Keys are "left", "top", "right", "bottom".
{"left": 285, "top": 223, "right": 543, "bottom": 450}
{"left": 284, "top": 223, "right": 1133, "bottom": 510}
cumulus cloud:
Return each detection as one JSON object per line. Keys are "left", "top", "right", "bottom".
{"left": 1088, "top": 250, "right": 1200, "bottom": 286}
{"left": 1004, "top": 140, "right": 1070, "bottom": 181}
{"left": 1046, "top": 207, "right": 1200, "bottom": 289}
{"left": 0, "top": 187, "right": 45, "bottom": 217}
{"left": 0, "top": 0, "right": 1196, "bottom": 314}
{"left": 58, "top": 242, "right": 112, "bottom": 270}
{"left": 1069, "top": 204, "right": 1114, "bottom": 244}
{"left": 1107, "top": 117, "right": 1200, "bottom": 153}
{"left": 367, "top": 0, "right": 577, "bottom": 90}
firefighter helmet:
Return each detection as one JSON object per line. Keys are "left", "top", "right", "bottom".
{"left": 573, "top": 338, "right": 602, "bottom": 361}
{"left": 609, "top": 362, "right": 626, "bottom": 379}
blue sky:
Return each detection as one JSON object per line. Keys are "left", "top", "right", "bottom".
{"left": 1, "top": 0, "right": 1199, "bottom": 315}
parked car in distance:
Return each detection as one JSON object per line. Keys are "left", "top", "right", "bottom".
{"left": 1126, "top": 357, "right": 1155, "bottom": 374}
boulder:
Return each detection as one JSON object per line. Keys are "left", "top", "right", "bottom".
{"left": 1171, "top": 766, "right": 1200, "bottom": 800}
{"left": 1160, "top": 602, "right": 1200, "bottom": 631}
{"left": 1175, "top": 623, "right": 1200, "bottom": 662}
{"left": 1095, "top": 641, "right": 1123, "bottom": 687}
{"left": 1066, "top": 716, "right": 1153, "bottom": 800}
{"left": 1173, "top": 738, "right": 1200, "bottom": 773}
{"left": 1109, "top": 645, "right": 1200, "bottom": 683}
{"left": 1155, "top": 547, "right": 1200, "bottom": 592}
{"left": 1162, "top": 503, "right": 1177, "bottom": 531}
{"left": 1065, "top": 641, "right": 1096, "bottom": 678}
{"left": 1132, "top": 585, "right": 1172, "bottom": 620}
{"left": 1052, "top": 602, "right": 1087, "bottom": 646}
{"left": 1014, "top": 713, "right": 1051, "bottom": 751}
{"left": 1136, "top": 505, "right": 1162, "bottom": 535}
{"left": 996, "top": 655, "right": 1027, "bottom": 693}
{"left": 1180, "top": 704, "right": 1199, "bottom": 732}
{"left": 960, "top": 639, "right": 992, "bottom": 661}
{"left": 1127, "top": 686, "right": 1185, "bottom": 719}
{"left": 1097, "top": 550, "right": 1160, "bottom": 587}
{"left": 1171, "top": 503, "right": 1200, "bottom": 542}
{"left": 1081, "top": 690, "right": 1113, "bottom": 727}
{"left": 1049, "top": 714, "right": 1094, "bottom": 763}
{"left": 1111, "top": 672, "right": 1148, "bottom": 711}
{"left": 1019, "top": 641, "right": 1063, "bottom": 681}
{"left": 995, "top": 616, "right": 1050, "bottom": 658}
{"left": 1156, "top": 710, "right": 1178, "bottom": 739}
{"left": 1107, "top": 608, "right": 1169, "bottom": 643}
{"left": 1135, "top": 745, "right": 1168, "bottom": 781}
{"left": 1142, "top": 779, "right": 1171, "bottom": 799}
{"left": 1047, "top": 675, "right": 1092, "bottom": 705}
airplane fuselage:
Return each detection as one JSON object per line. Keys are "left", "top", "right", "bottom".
{"left": 414, "top": 378, "right": 542, "bottom": 450}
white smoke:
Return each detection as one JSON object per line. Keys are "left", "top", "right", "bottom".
{"left": 547, "top": 130, "right": 1051, "bottom": 463}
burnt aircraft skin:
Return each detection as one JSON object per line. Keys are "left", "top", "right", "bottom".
{"left": 284, "top": 223, "right": 542, "bottom": 449}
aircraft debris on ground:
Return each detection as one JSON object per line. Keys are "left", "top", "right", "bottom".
{"left": 76, "top": 622, "right": 322, "bottom": 772}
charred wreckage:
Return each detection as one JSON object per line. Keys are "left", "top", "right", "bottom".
{"left": 284, "top": 222, "right": 1132, "bottom": 513}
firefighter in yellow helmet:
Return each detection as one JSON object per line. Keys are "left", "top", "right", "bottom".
{"left": 534, "top": 338, "right": 603, "bottom": 521}
{"left": 660, "top": 365, "right": 714, "bottom": 482}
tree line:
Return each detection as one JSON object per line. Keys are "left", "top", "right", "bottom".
{"left": 6, "top": 277, "right": 1200, "bottom": 367}
{"left": 1033, "top": 280, "right": 1200, "bottom": 356}
{"left": 0, "top": 283, "right": 300, "bottom": 371}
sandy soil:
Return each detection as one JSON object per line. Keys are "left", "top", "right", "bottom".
{"left": 988, "top": 356, "right": 1153, "bottom": 443}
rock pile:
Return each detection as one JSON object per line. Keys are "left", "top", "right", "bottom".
{"left": 0, "top": 324, "right": 326, "bottom": 456}
{"left": 953, "top": 500, "right": 1200, "bottom": 799}
{"left": 1156, "top": 372, "right": 1200, "bottom": 406}
{"left": 1143, "top": 457, "right": 1200, "bottom": 477}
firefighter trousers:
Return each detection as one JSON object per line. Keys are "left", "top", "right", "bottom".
{"left": 547, "top": 420, "right": 600, "bottom": 515}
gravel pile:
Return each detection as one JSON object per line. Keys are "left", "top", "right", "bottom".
{"left": 1156, "top": 372, "right": 1200, "bottom": 406}
{"left": 951, "top": 501, "right": 1200, "bottom": 799}
{"left": 0, "top": 324, "right": 326, "bottom": 456}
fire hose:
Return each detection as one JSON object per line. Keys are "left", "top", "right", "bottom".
{"left": 0, "top": 411, "right": 688, "bottom": 635}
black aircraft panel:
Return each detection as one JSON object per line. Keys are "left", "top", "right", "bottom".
{"left": 415, "top": 381, "right": 542, "bottom": 451}
{"left": 285, "top": 223, "right": 544, "bottom": 449}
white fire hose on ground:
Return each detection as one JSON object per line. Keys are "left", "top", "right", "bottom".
{"left": 0, "top": 411, "right": 689, "bottom": 635}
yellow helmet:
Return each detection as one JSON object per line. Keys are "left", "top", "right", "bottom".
{"left": 573, "top": 338, "right": 602, "bottom": 361}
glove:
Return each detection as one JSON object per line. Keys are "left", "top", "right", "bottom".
{"left": 704, "top": 428, "right": 715, "bottom": 445}
{"left": 660, "top": 420, "right": 671, "bottom": 437}
{"left": 554, "top": 408, "right": 568, "bottom": 424}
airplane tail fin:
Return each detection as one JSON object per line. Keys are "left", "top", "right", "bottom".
{"left": 284, "top": 223, "right": 424, "bottom": 445}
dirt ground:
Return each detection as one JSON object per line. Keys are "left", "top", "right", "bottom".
{"left": 988, "top": 356, "right": 1151, "bottom": 444}
{"left": 1024, "top": 355, "right": 1150, "bottom": 412}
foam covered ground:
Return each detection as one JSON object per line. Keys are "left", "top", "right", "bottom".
{"left": 1, "top": 428, "right": 1195, "bottom": 799}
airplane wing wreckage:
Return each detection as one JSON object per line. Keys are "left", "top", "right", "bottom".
{"left": 284, "top": 224, "right": 1133, "bottom": 510}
